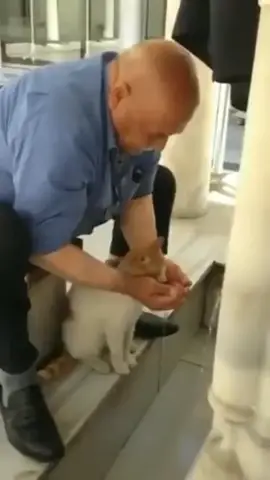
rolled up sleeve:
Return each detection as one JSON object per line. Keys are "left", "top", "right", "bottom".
{"left": 133, "top": 151, "right": 160, "bottom": 198}
{"left": 10, "top": 90, "right": 95, "bottom": 254}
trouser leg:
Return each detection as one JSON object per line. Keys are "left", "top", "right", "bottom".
{"left": 0, "top": 203, "right": 37, "bottom": 374}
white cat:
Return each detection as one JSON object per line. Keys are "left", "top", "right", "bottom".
{"left": 62, "top": 238, "right": 166, "bottom": 376}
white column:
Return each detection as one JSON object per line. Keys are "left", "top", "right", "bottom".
{"left": 118, "top": 0, "right": 142, "bottom": 49}
{"left": 161, "top": 0, "right": 216, "bottom": 218}
{"left": 46, "top": 0, "right": 60, "bottom": 43}
{"left": 190, "top": 3, "right": 270, "bottom": 479}
{"left": 104, "top": 0, "right": 115, "bottom": 39}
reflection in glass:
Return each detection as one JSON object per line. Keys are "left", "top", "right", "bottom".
{"left": 0, "top": 0, "right": 166, "bottom": 67}
{"left": 0, "top": 0, "right": 120, "bottom": 66}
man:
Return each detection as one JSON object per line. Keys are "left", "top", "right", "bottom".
{"left": 0, "top": 39, "right": 199, "bottom": 462}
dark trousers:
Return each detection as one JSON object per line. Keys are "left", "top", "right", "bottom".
{"left": 0, "top": 165, "right": 176, "bottom": 374}
{"left": 0, "top": 205, "right": 36, "bottom": 374}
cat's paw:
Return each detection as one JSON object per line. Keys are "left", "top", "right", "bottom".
{"left": 113, "top": 362, "right": 130, "bottom": 375}
{"left": 128, "top": 354, "right": 138, "bottom": 369}
{"left": 88, "top": 358, "right": 111, "bottom": 374}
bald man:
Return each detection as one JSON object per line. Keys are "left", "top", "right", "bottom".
{"left": 0, "top": 39, "right": 199, "bottom": 462}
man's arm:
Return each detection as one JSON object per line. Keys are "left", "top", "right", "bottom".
{"left": 120, "top": 160, "right": 191, "bottom": 290}
{"left": 12, "top": 89, "right": 127, "bottom": 293}
{"left": 120, "top": 152, "right": 159, "bottom": 249}
{"left": 121, "top": 194, "right": 158, "bottom": 249}
{"left": 31, "top": 245, "right": 126, "bottom": 293}
{"left": 31, "top": 244, "right": 179, "bottom": 311}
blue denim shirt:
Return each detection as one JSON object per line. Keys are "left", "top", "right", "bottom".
{"left": 0, "top": 52, "right": 159, "bottom": 254}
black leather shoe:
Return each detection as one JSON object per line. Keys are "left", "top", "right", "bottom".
{"left": 0, "top": 385, "right": 65, "bottom": 463}
{"left": 135, "top": 313, "right": 179, "bottom": 340}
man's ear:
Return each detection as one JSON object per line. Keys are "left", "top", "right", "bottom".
{"left": 109, "top": 82, "right": 130, "bottom": 109}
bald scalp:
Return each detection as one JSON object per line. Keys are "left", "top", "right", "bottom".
{"left": 117, "top": 39, "right": 200, "bottom": 124}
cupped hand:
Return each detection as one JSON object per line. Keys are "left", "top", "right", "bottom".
{"left": 165, "top": 258, "right": 192, "bottom": 289}
{"left": 124, "top": 275, "right": 187, "bottom": 311}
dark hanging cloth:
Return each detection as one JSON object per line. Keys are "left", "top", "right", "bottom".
{"left": 172, "top": 0, "right": 211, "bottom": 67}
{"left": 230, "top": 82, "right": 251, "bottom": 113}
{"left": 172, "top": 0, "right": 260, "bottom": 111}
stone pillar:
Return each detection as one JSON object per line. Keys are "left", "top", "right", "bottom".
{"left": 190, "top": 3, "right": 270, "bottom": 479}
{"left": 161, "top": 0, "right": 216, "bottom": 218}
{"left": 118, "top": 0, "right": 142, "bottom": 49}
{"left": 162, "top": 59, "right": 215, "bottom": 218}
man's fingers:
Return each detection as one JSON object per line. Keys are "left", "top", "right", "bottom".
{"left": 153, "top": 282, "right": 173, "bottom": 295}
{"left": 150, "top": 284, "right": 187, "bottom": 310}
{"left": 179, "top": 270, "right": 192, "bottom": 287}
{"left": 150, "top": 295, "right": 185, "bottom": 311}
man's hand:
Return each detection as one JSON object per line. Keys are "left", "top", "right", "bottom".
{"left": 165, "top": 258, "right": 192, "bottom": 288}
{"left": 123, "top": 275, "right": 187, "bottom": 311}
{"left": 163, "top": 258, "right": 192, "bottom": 306}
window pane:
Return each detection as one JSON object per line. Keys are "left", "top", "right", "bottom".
{"left": 0, "top": 0, "right": 166, "bottom": 67}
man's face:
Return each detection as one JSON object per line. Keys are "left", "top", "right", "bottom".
{"left": 109, "top": 81, "right": 188, "bottom": 154}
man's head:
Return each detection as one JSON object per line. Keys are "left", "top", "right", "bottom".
{"left": 108, "top": 39, "right": 199, "bottom": 154}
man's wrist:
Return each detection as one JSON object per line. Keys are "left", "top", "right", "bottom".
{"left": 108, "top": 268, "right": 128, "bottom": 295}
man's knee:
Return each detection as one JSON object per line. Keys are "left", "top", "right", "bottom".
{"left": 0, "top": 204, "right": 31, "bottom": 264}
{"left": 154, "top": 165, "right": 177, "bottom": 199}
